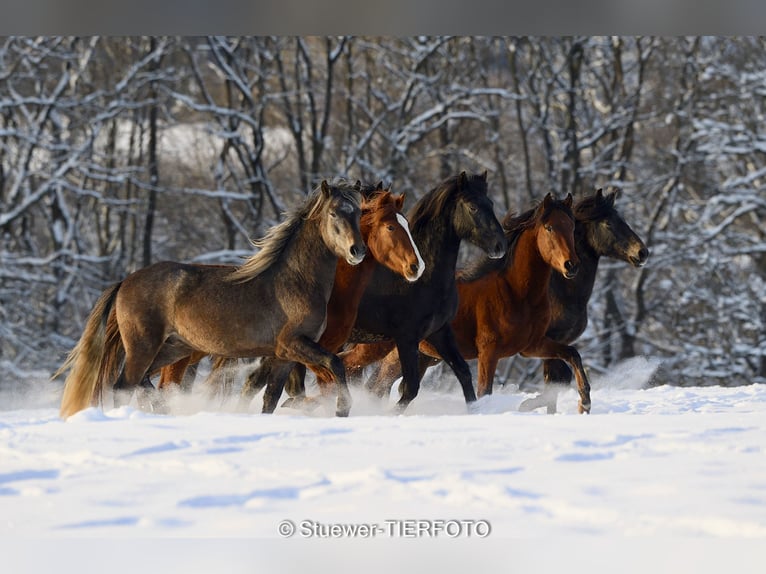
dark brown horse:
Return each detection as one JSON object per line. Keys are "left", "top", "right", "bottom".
{"left": 55, "top": 179, "right": 366, "bottom": 418}
{"left": 519, "top": 188, "right": 648, "bottom": 412}
{"left": 340, "top": 171, "right": 508, "bottom": 412}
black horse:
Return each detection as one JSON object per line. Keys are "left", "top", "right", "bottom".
{"left": 519, "top": 188, "right": 648, "bottom": 412}
{"left": 340, "top": 170, "right": 507, "bottom": 411}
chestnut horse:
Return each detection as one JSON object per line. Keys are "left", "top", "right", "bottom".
{"left": 55, "top": 179, "right": 365, "bottom": 418}
{"left": 340, "top": 171, "right": 508, "bottom": 412}
{"left": 352, "top": 193, "right": 594, "bottom": 414}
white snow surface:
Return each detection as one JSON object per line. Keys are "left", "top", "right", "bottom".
{"left": 2, "top": 356, "right": 766, "bottom": 572}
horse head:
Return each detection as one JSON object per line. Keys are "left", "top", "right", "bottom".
{"left": 453, "top": 170, "right": 507, "bottom": 259}
{"left": 576, "top": 188, "right": 648, "bottom": 267}
{"left": 536, "top": 192, "right": 579, "bottom": 279}
{"left": 318, "top": 179, "right": 367, "bottom": 266}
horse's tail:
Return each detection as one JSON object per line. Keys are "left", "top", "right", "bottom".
{"left": 56, "top": 282, "right": 124, "bottom": 418}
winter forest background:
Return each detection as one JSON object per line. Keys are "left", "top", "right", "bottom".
{"left": 1, "top": 35, "right": 764, "bottom": 395}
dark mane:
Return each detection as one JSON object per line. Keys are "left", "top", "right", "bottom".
{"left": 573, "top": 189, "right": 615, "bottom": 222}
{"left": 457, "top": 195, "right": 574, "bottom": 282}
{"left": 409, "top": 172, "right": 487, "bottom": 237}
{"left": 228, "top": 178, "right": 360, "bottom": 283}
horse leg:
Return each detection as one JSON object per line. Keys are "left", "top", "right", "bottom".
{"left": 158, "top": 356, "right": 191, "bottom": 391}
{"left": 340, "top": 341, "right": 396, "bottom": 384}
{"left": 476, "top": 348, "right": 500, "bottom": 398}
{"left": 424, "top": 325, "right": 477, "bottom": 405}
{"left": 278, "top": 335, "right": 351, "bottom": 417}
{"left": 521, "top": 339, "right": 591, "bottom": 414}
{"left": 394, "top": 339, "right": 422, "bottom": 412}
{"left": 366, "top": 347, "right": 403, "bottom": 398}
{"left": 537, "top": 358, "right": 574, "bottom": 414}
{"left": 238, "top": 357, "right": 275, "bottom": 411}
{"left": 262, "top": 360, "right": 296, "bottom": 414}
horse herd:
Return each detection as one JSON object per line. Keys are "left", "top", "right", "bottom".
{"left": 56, "top": 171, "right": 648, "bottom": 419}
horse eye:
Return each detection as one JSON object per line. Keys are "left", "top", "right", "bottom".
{"left": 469, "top": 204, "right": 478, "bottom": 214}
{"left": 330, "top": 211, "right": 337, "bottom": 218}
{"left": 387, "top": 225, "right": 395, "bottom": 232}
{"left": 545, "top": 225, "right": 553, "bottom": 232}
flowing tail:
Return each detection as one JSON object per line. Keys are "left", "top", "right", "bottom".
{"left": 55, "top": 282, "right": 124, "bottom": 418}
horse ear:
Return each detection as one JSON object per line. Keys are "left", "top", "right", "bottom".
{"left": 354, "top": 180, "right": 362, "bottom": 192}
{"left": 395, "top": 193, "right": 405, "bottom": 210}
{"left": 564, "top": 193, "right": 573, "bottom": 208}
{"left": 607, "top": 189, "right": 618, "bottom": 206}
{"left": 542, "top": 193, "right": 553, "bottom": 209}
{"left": 596, "top": 188, "right": 603, "bottom": 199}
{"left": 375, "top": 180, "right": 384, "bottom": 191}
{"left": 321, "top": 180, "right": 331, "bottom": 198}
{"left": 458, "top": 171, "right": 467, "bottom": 188}
{"left": 481, "top": 170, "right": 488, "bottom": 181}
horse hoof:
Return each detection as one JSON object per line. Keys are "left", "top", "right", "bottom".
{"left": 578, "top": 401, "right": 591, "bottom": 414}
{"left": 335, "top": 408, "right": 350, "bottom": 417}
{"left": 281, "top": 397, "right": 298, "bottom": 409}
{"left": 467, "top": 401, "right": 481, "bottom": 414}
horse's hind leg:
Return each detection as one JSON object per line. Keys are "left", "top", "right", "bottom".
{"left": 238, "top": 358, "right": 275, "bottom": 411}
{"left": 521, "top": 339, "right": 591, "bottom": 414}
{"left": 113, "top": 330, "right": 165, "bottom": 410}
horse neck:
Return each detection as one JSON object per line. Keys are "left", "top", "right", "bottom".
{"left": 332, "top": 254, "right": 377, "bottom": 301}
{"left": 412, "top": 216, "right": 461, "bottom": 281}
{"left": 503, "top": 227, "right": 553, "bottom": 302}
{"left": 546, "top": 221, "right": 600, "bottom": 312}
{"left": 286, "top": 217, "right": 339, "bottom": 295}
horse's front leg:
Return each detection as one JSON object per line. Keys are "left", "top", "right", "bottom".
{"left": 279, "top": 335, "right": 351, "bottom": 417}
{"left": 239, "top": 357, "right": 275, "bottom": 411}
{"left": 522, "top": 338, "right": 591, "bottom": 414}
{"left": 424, "top": 325, "right": 477, "bottom": 405}
{"left": 395, "top": 338, "right": 422, "bottom": 411}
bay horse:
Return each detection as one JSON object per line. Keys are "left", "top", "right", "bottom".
{"left": 519, "top": 188, "right": 648, "bottom": 413}
{"left": 158, "top": 184, "right": 425, "bottom": 413}
{"left": 340, "top": 170, "right": 508, "bottom": 412}
{"left": 55, "top": 179, "right": 366, "bottom": 418}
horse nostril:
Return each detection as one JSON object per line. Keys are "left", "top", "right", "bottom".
{"left": 350, "top": 245, "right": 366, "bottom": 259}
{"left": 410, "top": 263, "right": 419, "bottom": 275}
{"left": 639, "top": 247, "right": 649, "bottom": 261}
{"left": 565, "top": 260, "right": 578, "bottom": 275}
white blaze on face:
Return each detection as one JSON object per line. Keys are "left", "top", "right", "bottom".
{"left": 397, "top": 213, "right": 425, "bottom": 281}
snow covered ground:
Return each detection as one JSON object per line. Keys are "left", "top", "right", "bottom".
{"left": 2, "top": 356, "right": 766, "bottom": 572}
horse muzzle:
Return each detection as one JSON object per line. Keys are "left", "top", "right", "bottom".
{"left": 629, "top": 245, "right": 649, "bottom": 268}
{"left": 346, "top": 244, "right": 367, "bottom": 266}
{"left": 563, "top": 259, "right": 579, "bottom": 279}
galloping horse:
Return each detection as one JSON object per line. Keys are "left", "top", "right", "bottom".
{"left": 245, "top": 184, "right": 424, "bottom": 413}
{"left": 340, "top": 171, "right": 508, "bottom": 412}
{"left": 519, "top": 188, "right": 648, "bottom": 413}
{"left": 361, "top": 190, "right": 646, "bottom": 414}
{"left": 160, "top": 184, "right": 425, "bottom": 413}
{"left": 56, "top": 179, "right": 366, "bottom": 418}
